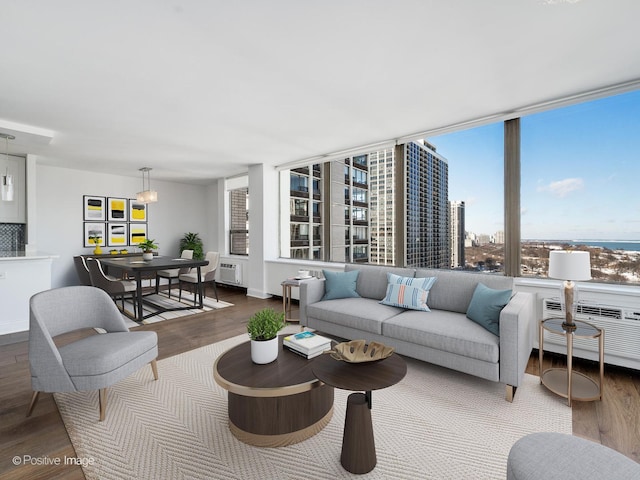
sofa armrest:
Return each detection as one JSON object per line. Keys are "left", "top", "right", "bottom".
{"left": 499, "top": 291, "right": 535, "bottom": 389}
{"left": 299, "top": 278, "right": 326, "bottom": 326}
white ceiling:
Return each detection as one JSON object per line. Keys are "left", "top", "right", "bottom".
{"left": 1, "top": 0, "right": 639, "bottom": 185}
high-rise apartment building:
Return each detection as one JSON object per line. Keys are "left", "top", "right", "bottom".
{"left": 286, "top": 140, "right": 449, "bottom": 268}
{"left": 450, "top": 200, "right": 465, "bottom": 268}
{"left": 403, "top": 141, "right": 450, "bottom": 268}
{"left": 288, "top": 164, "right": 323, "bottom": 260}
{"left": 368, "top": 148, "right": 395, "bottom": 265}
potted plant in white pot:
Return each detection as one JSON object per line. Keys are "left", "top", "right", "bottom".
{"left": 138, "top": 238, "right": 158, "bottom": 261}
{"left": 247, "top": 308, "right": 286, "bottom": 364}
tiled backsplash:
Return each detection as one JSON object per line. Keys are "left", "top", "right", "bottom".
{"left": 0, "top": 223, "right": 26, "bottom": 251}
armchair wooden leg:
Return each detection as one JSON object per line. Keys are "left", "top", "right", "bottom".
{"left": 26, "top": 391, "right": 40, "bottom": 417}
{"left": 99, "top": 388, "right": 107, "bottom": 422}
{"left": 505, "top": 385, "right": 516, "bottom": 402}
{"left": 150, "top": 359, "right": 159, "bottom": 380}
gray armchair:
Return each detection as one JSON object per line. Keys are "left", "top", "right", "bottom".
{"left": 178, "top": 251, "right": 220, "bottom": 304}
{"left": 27, "top": 286, "right": 158, "bottom": 421}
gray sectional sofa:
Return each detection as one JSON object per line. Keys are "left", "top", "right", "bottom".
{"left": 299, "top": 264, "right": 535, "bottom": 401}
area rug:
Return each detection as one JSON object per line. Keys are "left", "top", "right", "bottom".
{"left": 54, "top": 335, "right": 572, "bottom": 480}
{"left": 120, "top": 292, "right": 234, "bottom": 326}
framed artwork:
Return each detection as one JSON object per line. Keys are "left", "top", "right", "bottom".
{"left": 129, "top": 200, "right": 147, "bottom": 222}
{"left": 84, "top": 222, "right": 106, "bottom": 248}
{"left": 107, "top": 197, "right": 128, "bottom": 222}
{"left": 107, "top": 223, "right": 128, "bottom": 247}
{"left": 83, "top": 195, "right": 106, "bottom": 221}
{"left": 129, "top": 223, "right": 148, "bottom": 246}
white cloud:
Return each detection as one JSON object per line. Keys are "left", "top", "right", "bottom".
{"left": 537, "top": 178, "right": 584, "bottom": 198}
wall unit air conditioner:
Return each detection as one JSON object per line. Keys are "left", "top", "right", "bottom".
{"left": 542, "top": 298, "right": 640, "bottom": 370}
{"left": 219, "top": 263, "right": 242, "bottom": 285}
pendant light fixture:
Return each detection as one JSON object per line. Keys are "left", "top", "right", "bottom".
{"left": 1, "top": 133, "right": 15, "bottom": 202}
{"left": 136, "top": 167, "right": 158, "bottom": 203}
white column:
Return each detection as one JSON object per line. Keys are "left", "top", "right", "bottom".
{"left": 247, "top": 164, "right": 279, "bottom": 298}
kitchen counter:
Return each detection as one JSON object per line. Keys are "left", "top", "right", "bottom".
{"left": 0, "top": 250, "right": 59, "bottom": 260}
{"left": 0, "top": 252, "right": 58, "bottom": 336}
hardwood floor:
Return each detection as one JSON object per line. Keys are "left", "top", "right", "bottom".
{"left": 1, "top": 284, "right": 638, "bottom": 479}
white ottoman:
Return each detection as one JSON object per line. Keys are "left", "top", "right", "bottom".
{"left": 507, "top": 432, "right": 640, "bottom": 480}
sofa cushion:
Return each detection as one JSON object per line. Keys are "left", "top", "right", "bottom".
{"left": 345, "top": 264, "right": 415, "bottom": 300}
{"left": 466, "top": 283, "right": 512, "bottom": 336}
{"left": 307, "top": 297, "right": 404, "bottom": 335}
{"left": 416, "top": 269, "right": 513, "bottom": 313}
{"left": 380, "top": 274, "right": 437, "bottom": 311}
{"left": 322, "top": 269, "right": 360, "bottom": 300}
{"left": 382, "top": 309, "right": 500, "bottom": 363}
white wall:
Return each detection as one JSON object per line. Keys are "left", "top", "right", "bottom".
{"left": 36, "top": 164, "right": 212, "bottom": 288}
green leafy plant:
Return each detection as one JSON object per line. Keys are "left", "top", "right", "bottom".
{"left": 180, "top": 232, "right": 204, "bottom": 260}
{"left": 138, "top": 238, "right": 158, "bottom": 253}
{"left": 247, "top": 308, "right": 286, "bottom": 341}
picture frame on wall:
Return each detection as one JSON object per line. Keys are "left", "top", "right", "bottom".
{"left": 107, "top": 223, "right": 128, "bottom": 247}
{"left": 129, "top": 199, "right": 147, "bottom": 222}
{"left": 83, "top": 195, "right": 106, "bottom": 221}
{"left": 107, "top": 197, "right": 128, "bottom": 222}
{"left": 129, "top": 223, "right": 148, "bottom": 246}
{"left": 84, "top": 222, "right": 106, "bottom": 248}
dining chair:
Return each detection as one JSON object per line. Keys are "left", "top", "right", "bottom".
{"left": 73, "top": 255, "right": 92, "bottom": 286}
{"left": 155, "top": 249, "right": 193, "bottom": 298}
{"left": 27, "top": 286, "right": 158, "bottom": 421}
{"left": 178, "top": 251, "right": 220, "bottom": 305}
{"left": 86, "top": 257, "right": 138, "bottom": 313}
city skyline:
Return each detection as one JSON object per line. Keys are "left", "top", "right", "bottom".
{"left": 428, "top": 89, "right": 640, "bottom": 241}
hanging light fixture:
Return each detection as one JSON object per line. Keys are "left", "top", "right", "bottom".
{"left": 1, "top": 133, "right": 15, "bottom": 202}
{"left": 136, "top": 167, "right": 158, "bottom": 203}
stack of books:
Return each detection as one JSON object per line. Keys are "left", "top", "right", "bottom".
{"left": 283, "top": 331, "right": 332, "bottom": 359}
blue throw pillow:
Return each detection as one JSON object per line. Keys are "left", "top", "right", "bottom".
{"left": 322, "top": 270, "right": 360, "bottom": 300}
{"left": 380, "top": 274, "right": 437, "bottom": 311}
{"left": 466, "top": 283, "right": 512, "bottom": 336}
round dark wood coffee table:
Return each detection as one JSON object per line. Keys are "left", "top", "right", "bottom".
{"left": 312, "top": 352, "right": 407, "bottom": 474}
{"left": 213, "top": 335, "right": 334, "bottom": 447}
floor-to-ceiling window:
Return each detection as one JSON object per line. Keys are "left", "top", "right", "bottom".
{"left": 520, "top": 89, "right": 640, "bottom": 284}
{"left": 277, "top": 88, "right": 640, "bottom": 283}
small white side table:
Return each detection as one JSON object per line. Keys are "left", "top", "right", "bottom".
{"left": 539, "top": 318, "right": 604, "bottom": 407}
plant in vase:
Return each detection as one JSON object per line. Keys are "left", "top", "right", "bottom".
{"left": 247, "top": 308, "right": 286, "bottom": 364}
{"left": 138, "top": 238, "right": 158, "bottom": 261}
{"left": 180, "top": 232, "right": 204, "bottom": 260}
{"left": 89, "top": 235, "right": 103, "bottom": 255}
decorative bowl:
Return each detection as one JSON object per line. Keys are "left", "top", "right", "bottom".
{"left": 329, "top": 340, "right": 394, "bottom": 363}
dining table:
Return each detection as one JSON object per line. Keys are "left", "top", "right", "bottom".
{"left": 98, "top": 255, "right": 210, "bottom": 322}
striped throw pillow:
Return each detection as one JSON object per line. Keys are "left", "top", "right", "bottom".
{"left": 380, "top": 274, "right": 437, "bottom": 311}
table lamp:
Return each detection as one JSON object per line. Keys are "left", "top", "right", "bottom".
{"left": 548, "top": 250, "right": 592, "bottom": 331}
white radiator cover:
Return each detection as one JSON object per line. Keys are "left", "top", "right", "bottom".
{"left": 219, "top": 262, "right": 242, "bottom": 285}
{"left": 542, "top": 298, "right": 640, "bottom": 370}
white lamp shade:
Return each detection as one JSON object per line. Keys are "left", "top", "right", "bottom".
{"left": 136, "top": 190, "right": 158, "bottom": 203}
{"left": 548, "top": 250, "right": 592, "bottom": 281}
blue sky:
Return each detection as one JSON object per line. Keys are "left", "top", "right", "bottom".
{"left": 427, "top": 89, "right": 640, "bottom": 241}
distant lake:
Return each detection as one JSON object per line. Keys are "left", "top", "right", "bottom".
{"left": 525, "top": 240, "right": 640, "bottom": 252}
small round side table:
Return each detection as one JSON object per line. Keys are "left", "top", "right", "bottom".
{"left": 538, "top": 318, "right": 604, "bottom": 407}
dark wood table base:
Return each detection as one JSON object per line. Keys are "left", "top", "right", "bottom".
{"left": 341, "top": 392, "right": 376, "bottom": 474}
{"left": 227, "top": 386, "right": 334, "bottom": 447}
